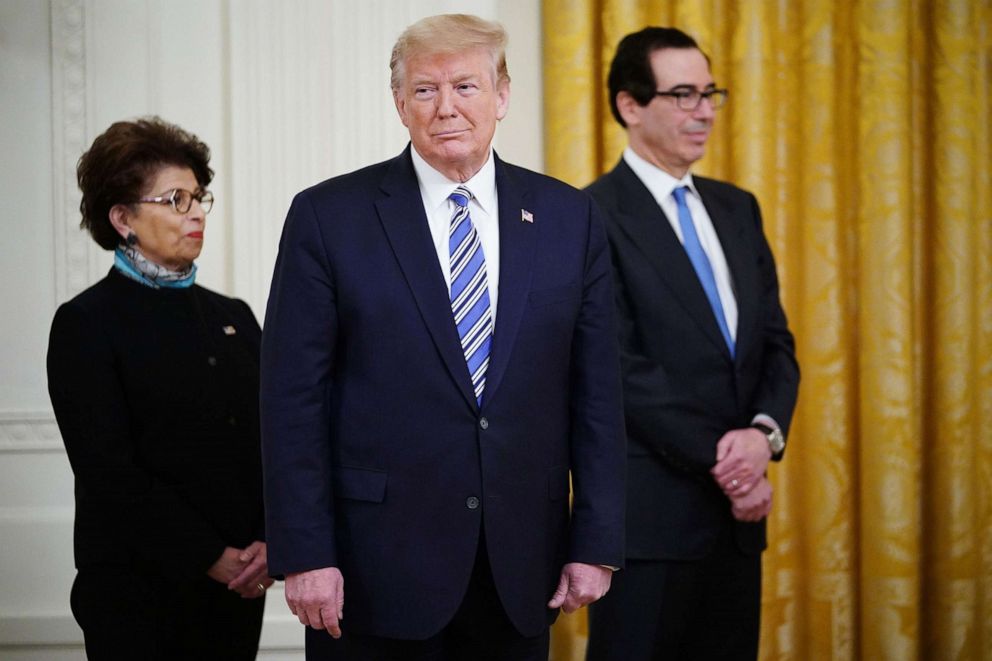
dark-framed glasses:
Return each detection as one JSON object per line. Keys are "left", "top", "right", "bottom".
{"left": 654, "top": 87, "right": 728, "bottom": 111}
{"left": 136, "top": 188, "right": 214, "bottom": 214}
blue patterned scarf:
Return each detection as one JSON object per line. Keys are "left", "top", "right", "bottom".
{"left": 114, "top": 246, "right": 197, "bottom": 289}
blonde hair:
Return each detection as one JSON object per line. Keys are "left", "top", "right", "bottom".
{"left": 390, "top": 14, "right": 510, "bottom": 91}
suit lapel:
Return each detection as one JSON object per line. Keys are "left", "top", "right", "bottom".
{"left": 609, "top": 161, "right": 732, "bottom": 360}
{"left": 374, "top": 147, "right": 479, "bottom": 410}
{"left": 696, "top": 177, "right": 758, "bottom": 363}
{"left": 480, "top": 155, "right": 536, "bottom": 406}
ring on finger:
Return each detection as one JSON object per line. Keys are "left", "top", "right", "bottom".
{"left": 731, "top": 479, "right": 739, "bottom": 488}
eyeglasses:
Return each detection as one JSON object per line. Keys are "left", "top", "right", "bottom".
{"left": 136, "top": 188, "right": 214, "bottom": 214}
{"left": 654, "top": 87, "right": 728, "bottom": 111}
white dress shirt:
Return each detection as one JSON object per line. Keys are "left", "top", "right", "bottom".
{"left": 410, "top": 146, "right": 500, "bottom": 321}
{"left": 623, "top": 147, "right": 737, "bottom": 342}
{"left": 623, "top": 148, "right": 784, "bottom": 433}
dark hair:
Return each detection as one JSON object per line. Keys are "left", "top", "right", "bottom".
{"left": 76, "top": 117, "right": 213, "bottom": 250}
{"left": 607, "top": 27, "right": 704, "bottom": 127}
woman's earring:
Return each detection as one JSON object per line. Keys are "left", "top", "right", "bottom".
{"left": 125, "top": 233, "right": 138, "bottom": 247}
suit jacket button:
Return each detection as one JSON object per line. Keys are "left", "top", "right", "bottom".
{"left": 207, "top": 356, "right": 217, "bottom": 366}
{"left": 479, "top": 417, "right": 489, "bottom": 430}
{"left": 466, "top": 496, "right": 480, "bottom": 510}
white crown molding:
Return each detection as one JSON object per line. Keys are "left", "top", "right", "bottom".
{"left": 0, "top": 412, "right": 62, "bottom": 453}
{"left": 50, "top": 0, "right": 90, "bottom": 305}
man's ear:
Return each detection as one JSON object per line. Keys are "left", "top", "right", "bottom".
{"left": 495, "top": 79, "right": 511, "bottom": 121}
{"left": 615, "top": 91, "right": 643, "bottom": 128}
{"left": 108, "top": 204, "right": 133, "bottom": 242}
{"left": 394, "top": 90, "right": 410, "bottom": 128}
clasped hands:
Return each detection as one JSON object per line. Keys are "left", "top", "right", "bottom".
{"left": 207, "top": 540, "right": 274, "bottom": 598}
{"left": 711, "top": 427, "right": 773, "bottom": 522}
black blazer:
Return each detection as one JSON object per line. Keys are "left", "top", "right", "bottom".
{"left": 587, "top": 160, "right": 799, "bottom": 560}
{"left": 47, "top": 269, "right": 265, "bottom": 580}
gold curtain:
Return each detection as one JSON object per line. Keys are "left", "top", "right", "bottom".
{"left": 542, "top": 1, "right": 992, "bottom": 659}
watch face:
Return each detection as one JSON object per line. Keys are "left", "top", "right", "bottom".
{"left": 754, "top": 423, "right": 784, "bottom": 455}
{"left": 769, "top": 429, "right": 785, "bottom": 453}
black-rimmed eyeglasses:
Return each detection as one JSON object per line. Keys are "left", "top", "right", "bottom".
{"left": 136, "top": 188, "right": 214, "bottom": 214}
{"left": 654, "top": 87, "right": 728, "bottom": 111}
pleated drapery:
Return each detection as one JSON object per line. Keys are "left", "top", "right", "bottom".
{"left": 542, "top": 1, "right": 992, "bottom": 659}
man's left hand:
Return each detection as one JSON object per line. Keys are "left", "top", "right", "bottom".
{"left": 730, "top": 476, "right": 773, "bottom": 521}
{"left": 712, "top": 427, "right": 772, "bottom": 496}
{"left": 547, "top": 562, "right": 612, "bottom": 613}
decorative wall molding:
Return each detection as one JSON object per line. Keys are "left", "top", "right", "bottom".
{"left": 0, "top": 412, "right": 62, "bottom": 453}
{"left": 226, "top": 0, "right": 338, "bottom": 315}
{"left": 225, "top": 0, "right": 497, "bottom": 315}
{"left": 50, "top": 0, "right": 90, "bottom": 305}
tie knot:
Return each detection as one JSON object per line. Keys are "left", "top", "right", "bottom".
{"left": 450, "top": 186, "right": 472, "bottom": 208}
{"left": 672, "top": 186, "right": 690, "bottom": 205}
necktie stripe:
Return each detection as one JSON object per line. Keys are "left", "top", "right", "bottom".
{"left": 452, "top": 267, "right": 488, "bottom": 318}
{"left": 450, "top": 243, "right": 479, "bottom": 283}
{"left": 449, "top": 220, "right": 482, "bottom": 280}
{"left": 450, "top": 217, "right": 471, "bottom": 243}
{"left": 471, "top": 358, "right": 490, "bottom": 397}
{"left": 455, "top": 296, "right": 486, "bottom": 331}
{"left": 450, "top": 210, "right": 470, "bottom": 235}
{"left": 461, "top": 312, "right": 492, "bottom": 353}
{"left": 448, "top": 186, "right": 493, "bottom": 406}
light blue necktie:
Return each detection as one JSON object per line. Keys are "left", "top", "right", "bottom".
{"left": 672, "top": 186, "right": 735, "bottom": 357}
{"left": 449, "top": 186, "right": 493, "bottom": 405}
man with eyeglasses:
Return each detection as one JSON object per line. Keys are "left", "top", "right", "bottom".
{"left": 585, "top": 27, "right": 799, "bottom": 661}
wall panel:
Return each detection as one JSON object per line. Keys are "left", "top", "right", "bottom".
{"left": 1, "top": 0, "right": 539, "bottom": 656}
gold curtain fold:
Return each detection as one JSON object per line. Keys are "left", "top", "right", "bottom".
{"left": 542, "top": 1, "right": 992, "bottom": 659}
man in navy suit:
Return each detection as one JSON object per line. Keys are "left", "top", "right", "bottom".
{"left": 260, "top": 14, "right": 625, "bottom": 660}
{"left": 584, "top": 28, "right": 800, "bottom": 660}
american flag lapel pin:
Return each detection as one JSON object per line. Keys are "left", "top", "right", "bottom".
{"left": 521, "top": 208, "right": 534, "bottom": 223}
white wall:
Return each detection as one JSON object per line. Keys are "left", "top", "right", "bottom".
{"left": 0, "top": 0, "right": 542, "bottom": 657}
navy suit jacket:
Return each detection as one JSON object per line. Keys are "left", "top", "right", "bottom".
{"left": 587, "top": 159, "right": 799, "bottom": 561}
{"left": 261, "top": 147, "right": 625, "bottom": 639}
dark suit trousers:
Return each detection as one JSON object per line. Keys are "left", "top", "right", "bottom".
{"left": 586, "top": 528, "right": 761, "bottom": 661}
{"left": 304, "top": 532, "right": 550, "bottom": 661}
{"left": 70, "top": 564, "right": 265, "bottom": 660}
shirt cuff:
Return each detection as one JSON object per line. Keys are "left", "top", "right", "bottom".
{"left": 751, "top": 413, "right": 781, "bottom": 433}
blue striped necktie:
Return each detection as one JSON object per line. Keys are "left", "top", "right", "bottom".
{"left": 448, "top": 186, "right": 493, "bottom": 405}
{"left": 672, "top": 186, "right": 735, "bottom": 356}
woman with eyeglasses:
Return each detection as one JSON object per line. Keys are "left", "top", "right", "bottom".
{"left": 47, "top": 117, "right": 271, "bottom": 659}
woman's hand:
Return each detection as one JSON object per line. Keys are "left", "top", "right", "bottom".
{"left": 207, "top": 546, "right": 248, "bottom": 584}
{"left": 227, "top": 541, "right": 273, "bottom": 599}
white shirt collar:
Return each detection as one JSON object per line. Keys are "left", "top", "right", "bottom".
{"left": 622, "top": 146, "right": 699, "bottom": 203}
{"left": 410, "top": 144, "right": 498, "bottom": 216}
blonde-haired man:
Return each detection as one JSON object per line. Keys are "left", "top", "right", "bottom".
{"left": 261, "top": 14, "right": 625, "bottom": 659}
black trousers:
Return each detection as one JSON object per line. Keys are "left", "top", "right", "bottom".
{"left": 305, "top": 537, "right": 550, "bottom": 661}
{"left": 586, "top": 530, "right": 761, "bottom": 661}
{"left": 70, "top": 564, "right": 265, "bottom": 660}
